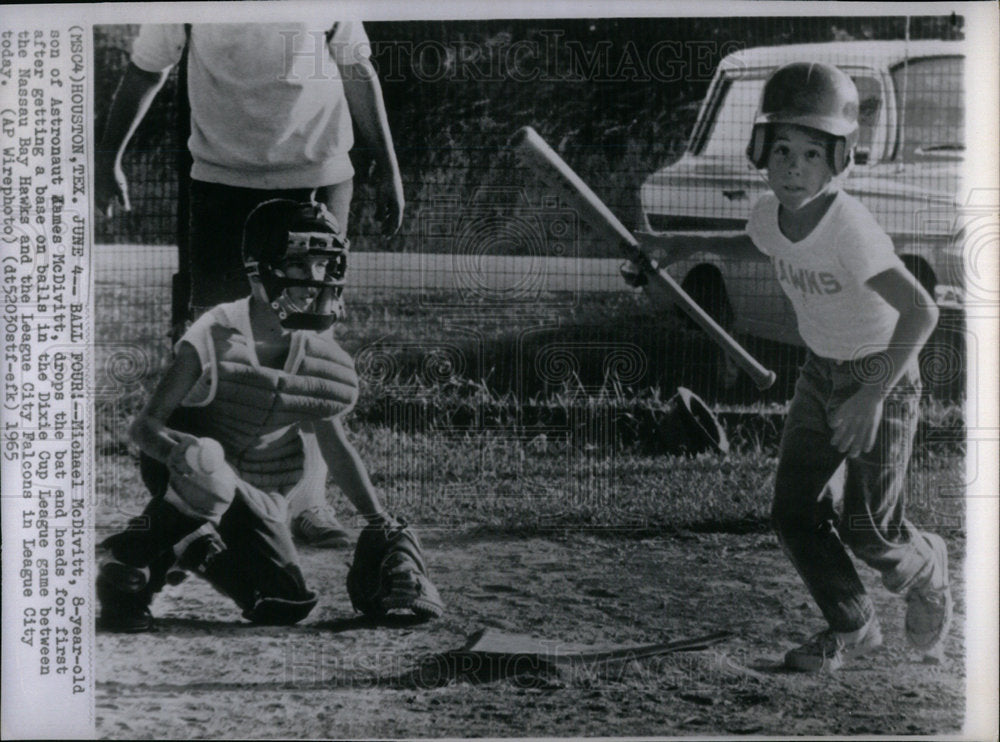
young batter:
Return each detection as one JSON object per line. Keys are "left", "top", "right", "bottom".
{"left": 97, "top": 200, "right": 443, "bottom": 632}
{"left": 642, "top": 62, "right": 951, "bottom": 671}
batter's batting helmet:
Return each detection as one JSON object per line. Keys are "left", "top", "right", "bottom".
{"left": 746, "top": 61, "right": 860, "bottom": 174}
{"left": 243, "top": 199, "right": 350, "bottom": 331}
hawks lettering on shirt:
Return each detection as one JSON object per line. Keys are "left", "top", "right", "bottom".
{"left": 773, "top": 257, "right": 843, "bottom": 296}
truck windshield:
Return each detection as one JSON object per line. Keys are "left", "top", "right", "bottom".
{"left": 890, "top": 56, "right": 964, "bottom": 160}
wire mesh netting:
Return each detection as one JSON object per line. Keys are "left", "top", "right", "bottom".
{"left": 93, "top": 16, "right": 966, "bottom": 405}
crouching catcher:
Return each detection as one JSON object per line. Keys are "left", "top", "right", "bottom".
{"left": 97, "top": 199, "right": 444, "bottom": 632}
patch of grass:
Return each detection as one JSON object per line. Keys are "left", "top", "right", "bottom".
{"left": 91, "top": 281, "right": 968, "bottom": 461}
{"left": 338, "top": 288, "right": 807, "bottom": 404}
{"left": 92, "top": 277, "right": 967, "bottom": 538}
{"left": 95, "top": 422, "right": 965, "bottom": 538}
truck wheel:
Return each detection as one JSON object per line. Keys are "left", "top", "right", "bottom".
{"left": 921, "top": 308, "right": 965, "bottom": 400}
{"left": 903, "top": 257, "right": 965, "bottom": 400}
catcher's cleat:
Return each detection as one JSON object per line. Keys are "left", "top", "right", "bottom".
{"left": 292, "top": 505, "right": 351, "bottom": 548}
{"left": 347, "top": 518, "right": 445, "bottom": 620}
{"left": 97, "top": 603, "right": 155, "bottom": 633}
{"left": 784, "top": 618, "right": 883, "bottom": 672}
{"left": 905, "top": 533, "right": 953, "bottom": 657}
{"left": 96, "top": 561, "right": 156, "bottom": 633}
{"left": 243, "top": 593, "right": 319, "bottom": 625}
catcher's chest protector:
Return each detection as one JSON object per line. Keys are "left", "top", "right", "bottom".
{"left": 192, "top": 328, "right": 359, "bottom": 488}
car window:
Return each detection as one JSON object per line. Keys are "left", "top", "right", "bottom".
{"left": 698, "top": 70, "right": 882, "bottom": 162}
{"left": 890, "top": 56, "right": 964, "bottom": 161}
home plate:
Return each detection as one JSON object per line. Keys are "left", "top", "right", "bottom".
{"left": 463, "top": 627, "right": 734, "bottom": 667}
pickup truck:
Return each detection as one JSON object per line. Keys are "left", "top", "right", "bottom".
{"left": 638, "top": 40, "right": 967, "bottom": 393}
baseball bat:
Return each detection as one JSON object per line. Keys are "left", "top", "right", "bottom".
{"left": 511, "top": 126, "right": 776, "bottom": 391}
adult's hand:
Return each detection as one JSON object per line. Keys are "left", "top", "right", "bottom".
{"left": 94, "top": 62, "right": 170, "bottom": 217}
{"left": 95, "top": 151, "right": 131, "bottom": 218}
{"left": 375, "top": 167, "right": 404, "bottom": 235}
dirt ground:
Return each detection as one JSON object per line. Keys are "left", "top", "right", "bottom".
{"left": 96, "top": 528, "right": 967, "bottom": 739}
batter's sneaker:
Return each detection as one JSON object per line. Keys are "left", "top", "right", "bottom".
{"left": 905, "top": 533, "right": 953, "bottom": 656}
{"left": 784, "top": 618, "right": 883, "bottom": 672}
{"left": 292, "top": 505, "right": 351, "bottom": 548}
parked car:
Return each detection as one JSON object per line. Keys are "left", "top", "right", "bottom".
{"left": 638, "top": 40, "right": 966, "bottom": 393}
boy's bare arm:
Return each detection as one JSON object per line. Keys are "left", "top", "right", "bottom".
{"left": 96, "top": 62, "right": 170, "bottom": 215}
{"left": 340, "top": 60, "right": 404, "bottom": 234}
{"left": 314, "top": 416, "right": 390, "bottom": 522}
{"left": 866, "top": 266, "right": 940, "bottom": 390}
{"left": 830, "top": 266, "right": 939, "bottom": 457}
{"left": 128, "top": 341, "right": 203, "bottom": 469}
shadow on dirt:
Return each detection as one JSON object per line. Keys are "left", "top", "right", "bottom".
{"left": 113, "top": 613, "right": 433, "bottom": 637}
{"left": 315, "top": 613, "right": 433, "bottom": 633}
{"left": 383, "top": 629, "right": 737, "bottom": 689}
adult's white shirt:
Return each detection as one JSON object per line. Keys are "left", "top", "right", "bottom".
{"left": 131, "top": 22, "right": 371, "bottom": 189}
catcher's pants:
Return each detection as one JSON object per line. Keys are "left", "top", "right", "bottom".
{"left": 118, "top": 457, "right": 315, "bottom": 614}
{"left": 771, "top": 352, "right": 946, "bottom": 633}
{"left": 197, "top": 482, "right": 315, "bottom": 612}
{"left": 187, "top": 178, "right": 353, "bottom": 313}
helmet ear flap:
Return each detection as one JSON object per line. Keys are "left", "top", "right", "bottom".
{"left": 746, "top": 123, "right": 771, "bottom": 169}
{"left": 830, "top": 138, "right": 850, "bottom": 175}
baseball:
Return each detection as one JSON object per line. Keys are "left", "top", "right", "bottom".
{"left": 184, "top": 438, "right": 226, "bottom": 475}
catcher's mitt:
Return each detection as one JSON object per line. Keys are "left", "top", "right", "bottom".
{"left": 346, "top": 518, "right": 445, "bottom": 620}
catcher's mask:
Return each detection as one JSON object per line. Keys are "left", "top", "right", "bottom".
{"left": 242, "top": 199, "right": 350, "bottom": 331}
{"left": 746, "top": 61, "right": 860, "bottom": 175}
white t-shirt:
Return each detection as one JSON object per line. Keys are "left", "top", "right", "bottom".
{"left": 746, "top": 190, "right": 905, "bottom": 361}
{"left": 132, "top": 22, "right": 371, "bottom": 189}
{"left": 176, "top": 298, "right": 332, "bottom": 497}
